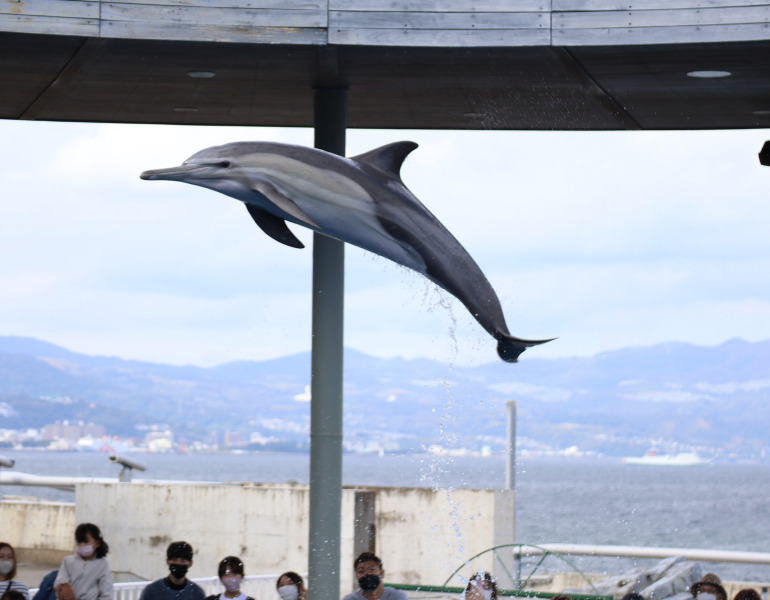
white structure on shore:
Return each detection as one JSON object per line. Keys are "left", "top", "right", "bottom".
{"left": 1, "top": 481, "right": 514, "bottom": 593}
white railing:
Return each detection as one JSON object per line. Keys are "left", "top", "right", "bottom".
{"left": 32, "top": 574, "right": 289, "bottom": 600}
{"left": 534, "top": 544, "right": 770, "bottom": 565}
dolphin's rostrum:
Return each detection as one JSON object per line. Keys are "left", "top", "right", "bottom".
{"left": 141, "top": 141, "right": 553, "bottom": 362}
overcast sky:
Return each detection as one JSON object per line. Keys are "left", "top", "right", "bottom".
{"left": 2, "top": 119, "right": 769, "bottom": 367}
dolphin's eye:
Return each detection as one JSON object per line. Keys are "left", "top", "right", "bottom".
{"left": 191, "top": 160, "right": 230, "bottom": 168}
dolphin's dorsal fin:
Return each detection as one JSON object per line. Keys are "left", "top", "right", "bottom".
{"left": 245, "top": 204, "right": 305, "bottom": 249}
{"left": 351, "top": 141, "right": 418, "bottom": 179}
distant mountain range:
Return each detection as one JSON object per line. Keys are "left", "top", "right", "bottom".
{"left": 1, "top": 335, "right": 768, "bottom": 458}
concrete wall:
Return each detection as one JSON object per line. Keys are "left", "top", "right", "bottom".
{"left": 365, "top": 487, "right": 513, "bottom": 587}
{"left": 75, "top": 482, "right": 514, "bottom": 592}
{"left": 0, "top": 498, "right": 75, "bottom": 564}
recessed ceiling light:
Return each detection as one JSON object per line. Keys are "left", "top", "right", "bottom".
{"left": 187, "top": 71, "right": 216, "bottom": 79}
{"left": 687, "top": 70, "right": 732, "bottom": 78}
{"left": 753, "top": 110, "right": 770, "bottom": 116}
{"left": 173, "top": 107, "right": 199, "bottom": 113}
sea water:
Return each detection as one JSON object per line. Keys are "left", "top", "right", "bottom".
{"left": 2, "top": 451, "right": 769, "bottom": 583}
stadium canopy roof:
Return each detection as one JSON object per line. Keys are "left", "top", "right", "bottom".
{"left": 2, "top": 1, "right": 770, "bottom": 131}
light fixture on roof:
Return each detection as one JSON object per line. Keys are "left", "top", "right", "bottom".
{"left": 174, "top": 107, "right": 199, "bottom": 113}
{"left": 187, "top": 71, "right": 216, "bottom": 78}
{"left": 686, "top": 70, "right": 732, "bottom": 78}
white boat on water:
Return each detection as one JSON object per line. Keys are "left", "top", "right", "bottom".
{"left": 623, "top": 451, "right": 711, "bottom": 466}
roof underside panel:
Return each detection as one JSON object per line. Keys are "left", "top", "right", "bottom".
{"left": 1, "top": 0, "right": 769, "bottom": 130}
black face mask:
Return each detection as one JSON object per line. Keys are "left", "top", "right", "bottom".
{"left": 169, "top": 564, "right": 189, "bottom": 579}
{"left": 358, "top": 575, "right": 380, "bottom": 592}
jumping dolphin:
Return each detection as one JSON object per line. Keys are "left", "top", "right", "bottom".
{"left": 140, "top": 141, "right": 553, "bottom": 362}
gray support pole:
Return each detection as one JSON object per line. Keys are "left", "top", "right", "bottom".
{"left": 308, "top": 85, "right": 347, "bottom": 600}
{"left": 506, "top": 400, "right": 516, "bottom": 490}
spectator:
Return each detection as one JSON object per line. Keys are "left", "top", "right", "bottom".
{"left": 54, "top": 524, "right": 112, "bottom": 600}
{"left": 205, "top": 557, "right": 254, "bottom": 600}
{"left": 464, "top": 572, "right": 497, "bottom": 600}
{"left": 691, "top": 574, "right": 727, "bottom": 600}
{"left": 734, "top": 590, "right": 760, "bottom": 600}
{"left": 32, "top": 571, "right": 58, "bottom": 600}
{"left": 342, "top": 552, "right": 407, "bottom": 600}
{"left": 139, "top": 542, "right": 205, "bottom": 600}
{"left": 276, "top": 572, "right": 306, "bottom": 600}
{"left": 0, "top": 543, "right": 29, "bottom": 600}
{"left": 3, "top": 591, "right": 28, "bottom": 600}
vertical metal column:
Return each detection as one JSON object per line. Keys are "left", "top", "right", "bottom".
{"left": 506, "top": 400, "right": 517, "bottom": 572}
{"left": 506, "top": 400, "right": 517, "bottom": 490}
{"left": 308, "top": 86, "right": 347, "bottom": 600}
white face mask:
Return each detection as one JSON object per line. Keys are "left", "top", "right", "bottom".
{"left": 278, "top": 585, "right": 299, "bottom": 600}
{"left": 222, "top": 576, "right": 242, "bottom": 593}
{"left": 76, "top": 545, "right": 94, "bottom": 558}
{"left": 0, "top": 560, "right": 13, "bottom": 576}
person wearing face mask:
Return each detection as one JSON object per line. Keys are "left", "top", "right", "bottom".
{"left": 275, "top": 572, "right": 307, "bottom": 600}
{"left": 0, "top": 542, "right": 29, "bottom": 600}
{"left": 205, "top": 557, "right": 254, "bottom": 600}
{"left": 463, "top": 571, "right": 496, "bottom": 600}
{"left": 733, "top": 589, "right": 761, "bottom": 600}
{"left": 342, "top": 552, "right": 407, "bottom": 600}
{"left": 54, "top": 524, "right": 112, "bottom": 600}
{"left": 691, "top": 573, "right": 727, "bottom": 600}
{"left": 139, "top": 542, "right": 205, "bottom": 600}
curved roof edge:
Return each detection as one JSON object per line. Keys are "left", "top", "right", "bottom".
{"left": 1, "top": 1, "right": 770, "bottom": 131}
{"left": 2, "top": 1, "right": 770, "bottom": 49}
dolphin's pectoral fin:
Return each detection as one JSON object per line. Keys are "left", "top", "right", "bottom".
{"left": 351, "top": 141, "right": 418, "bottom": 179}
{"left": 250, "top": 180, "right": 320, "bottom": 230}
{"left": 245, "top": 204, "right": 305, "bottom": 249}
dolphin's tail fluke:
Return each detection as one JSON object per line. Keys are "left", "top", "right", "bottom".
{"left": 497, "top": 335, "right": 555, "bottom": 363}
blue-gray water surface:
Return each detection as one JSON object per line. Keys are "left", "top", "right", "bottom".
{"left": 3, "top": 452, "right": 769, "bottom": 583}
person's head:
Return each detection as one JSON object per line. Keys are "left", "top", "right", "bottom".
{"left": 2, "top": 591, "right": 27, "bottom": 600}
{"left": 734, "top": 590, "right": 761, "bottom": 600}
{"left": 691, "top": 574, "right": 727, "bottom": 600}
{"left": 353, "top": 552, "right": 384, "bottom": 592}
{"left": 465, "top": 571, "right": 497, "bottom": 600}
{"left": 219, "top": 556, "right": 245, "bottom": 578}
{"left": 0, "top": 543, "right": 17, "bottom": 581}
{"left": 276, "top": 572, "right": 305, "bottom": 600}
{"left": 166, "top": 541, "right": 194, "bottom": 581}
{"left": 218, "top": 556, "right": 245, "bottom": 593}
{"left": 74, "top": 523, "right": 109, "bottom": 559}
{"left": 621, "top": 594, "right": 644, "bottom": 600}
